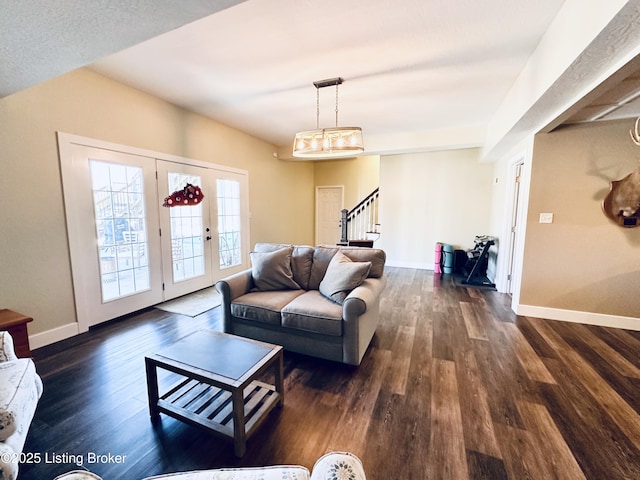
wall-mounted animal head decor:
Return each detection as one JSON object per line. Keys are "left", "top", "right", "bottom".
{"left": 602, "top": 117, "right": 640, "bottom": 227}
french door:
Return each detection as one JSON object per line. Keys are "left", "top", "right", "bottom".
{"left": 60, "top": 143, "right": 164, "bottom": 328}
{"left": 156, "top": 160, "right": 249, "bottom": 299}
{"left": 210, "top": 169, "right": 249, "bottom": 280}
{"left": 157, "top": 161, "right": 214, "bottom": 299}
{"left": 59, "top": 133, "right": 249, "bottom": 332}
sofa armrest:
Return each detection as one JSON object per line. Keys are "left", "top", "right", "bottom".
{"left": 0, "top": 442, "right": 19, "bottom": 480}
{"left": 341, "top": 276, "right": 387, "bottom": 365}
{"left": 215, "top": 269, "right": 253, "bottom": 332}
{"left": 343, "top": 276, "right": 387, "bottom": 318}
{"left": 0, "top": 331, "right": 18, "bottom": 362}
{"left": 215, "top": 269, "right": 253, "bottom": 300}
{"left": 311, "top": 452, "right": 366, "bottom": 480}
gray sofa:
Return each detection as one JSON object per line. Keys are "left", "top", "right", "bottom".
{"left": 215, "top": 243, "right": 386, "bottom": 366}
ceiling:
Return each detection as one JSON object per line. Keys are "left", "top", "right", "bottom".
{"left": 89, "top": 0, "right": 567, "bottom": 156}
{"left": 0, "top": 0, "right": 245, "bottom": 98}
{"left": 4, "top": 0, "right": 640, "bottom": 159}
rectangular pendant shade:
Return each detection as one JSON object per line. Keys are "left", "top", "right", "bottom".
{"left": 293, "top": 127, "right": 364, "bottom": 159}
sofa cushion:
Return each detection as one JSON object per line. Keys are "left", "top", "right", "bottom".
{"left": 250, "top": 247, "right": 301, "bottom": 291}
{"left": 254, "top": 243, "right": 314, "bottom": 290}
{"left": 281, "top": 291, "right": 344, "bottom": 336}
{"left": 232, "top": 290, "right": 305, "bottom": 326}
{"left": 319, "top": 252, "right": 371, "bottom": 304}
{"left": 0, "top": 358, "right": 33, "bottom": 442}
{"left": 308, "top": 246, "right": 386, "bottom": 290}
{"left": 308, "top": 246, "right": 339, "bottom": 290}
{"left": 0, "top": 331, "right": 17, "bottom": 362}
{"left": 0, "top": 358, "right": 38, "bottom": 441}
{"left": 339, "top": 247, "right": 386, "bottom": 278}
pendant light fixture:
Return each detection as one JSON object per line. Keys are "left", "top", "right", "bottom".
{"left": 292, "top": 77, "right": 364, "bottom": 159}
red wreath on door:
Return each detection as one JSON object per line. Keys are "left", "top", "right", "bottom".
{"left": 163, "top": 183, "right": 204, "bottom": 207}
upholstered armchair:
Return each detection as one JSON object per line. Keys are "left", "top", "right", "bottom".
{"left": 55, "top": 451, "right": 367, "bottom": 480}
{"left": 141, "top": 452, "right": 367, "bottom": 480}
{"left": 0, "top": 331, "right": 43, "bottom": 480}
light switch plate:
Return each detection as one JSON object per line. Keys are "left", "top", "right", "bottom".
{"left": 539, "top": 212, "right": 554, "bottom": 224}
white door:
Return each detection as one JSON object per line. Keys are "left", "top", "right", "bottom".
{"left": 59, "top": 141, "right": 164, "bottom": 330}
{"left": 316, "top": 186, "right": 344, "bottom": 245}
{"left": 59, "top": 133, "right": 251, "bottom": 331}
{"left": 212, "top": 169, "right": 250, "bottom": 279}
{"left": 157, "top": 160, "right": 214, "bottom": 300}
{"left": 157, "top": 161, "right": 251, "bottom": 299}
{"left": 506, "top": 162, "right": 523, "bottom": 294}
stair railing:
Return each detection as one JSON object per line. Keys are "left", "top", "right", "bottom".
{"left": 340, "top": 188, "right": 380, "bottom": 244}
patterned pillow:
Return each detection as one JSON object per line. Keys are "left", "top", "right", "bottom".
{"left": 54, "top": 472, "right": 104, "bottom": 480}
{"left": 0, "top": 360, "right": 32, "bottom": 441}
{"left": 319, "top": 251, "right": 371, "bottom": 304}
{"left": 250, "top": 247, "right": 301, "bottom": 291}
{"left": 311, "top": 452, "right": 366, "bottom": 480}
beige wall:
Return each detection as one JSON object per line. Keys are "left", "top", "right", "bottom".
{"left": 313, "top": 155, "right": 380, "bottom": 210}
{"left": 8, "top": 66, "right": 636, "bottom": 341}
{"left": 520, "top": 119, "right": 640, "bottom": 318}
{"left": 0, "top": 68, "right": 314, "bottom": 336}
{"left": 378, "top": 149, "right": 494, "bottom": 268}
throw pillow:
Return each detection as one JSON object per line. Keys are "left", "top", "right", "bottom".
{"left": 54, "top": 472, "right": 104, "bottom": 480}
{"left": 250, "top": 247, "right": 301, "bottom": 291}
{"left": 319, "top": 251, "right": 371, "bottom": 304}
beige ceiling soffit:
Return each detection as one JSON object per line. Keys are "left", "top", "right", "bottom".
{"left": 544, "top": 53, "right": 640, "bottom": 130}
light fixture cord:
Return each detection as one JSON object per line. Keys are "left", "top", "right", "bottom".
{"left": 316, "top": 86, "right": 320, "bottom": 129}
{"left": 335, "top": 83, "right": 339, "bottom": 127}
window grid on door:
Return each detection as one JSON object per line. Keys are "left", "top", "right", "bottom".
{"left": 90, "top": 160, "right": 150, "bottom": 302}
{"left": 217, "top": 178, "right": 242, "bottom": 269}
{"left": 168, "top": 173, "right": 205, "bottom": 282}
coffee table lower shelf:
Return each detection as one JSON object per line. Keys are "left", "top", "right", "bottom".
{"left": 154, "top": 377, "right": 281, "bottom": 455}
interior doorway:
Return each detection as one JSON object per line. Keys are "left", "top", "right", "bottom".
{"left": 506, "top": 161, "right": 524, "bottom": 295}
{"left": 316, "top": 186, "right": 344, "bottom": 245}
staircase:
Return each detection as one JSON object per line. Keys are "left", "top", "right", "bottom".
{"left": 339, "top": 188, "right": 380, "bottom": 247}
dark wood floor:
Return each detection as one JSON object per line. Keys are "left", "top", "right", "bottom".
{"left": 20, "top": 267, "right": 640, "bottom": 480}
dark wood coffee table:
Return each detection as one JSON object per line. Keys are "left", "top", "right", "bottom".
{"left": 145, "top": 329, "right": 284, "bottom": 457}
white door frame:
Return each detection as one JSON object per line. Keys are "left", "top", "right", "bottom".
{"left": 58, "top": 132, "right": 250, "bottom": 332}
{"left": 493, "top": 138, "right": 533, "bottom": 310}
{"left": 58, "top": 137, "right": 164, "bottom": 331}
{"left": 505, "top": 161, "right": 524, "bottom": 294}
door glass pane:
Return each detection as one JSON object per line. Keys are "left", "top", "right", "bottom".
{"left": 168, "top": 173, "right": 206, "bottom": 282}
{"left": 217, "top": 178, "right": 242, "bottom": 269}
{"left": 90, "top": 160, "right": 150, "bottom": 302}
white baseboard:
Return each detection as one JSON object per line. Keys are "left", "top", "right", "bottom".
{"left": 29, "top": 322, "right": 80, "bottom": 350}
{"left": 386, "top": 260, "right": 434, "bottom": 270}
{"left": 517, "top": 305, "right": 640, "bottom": 331}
